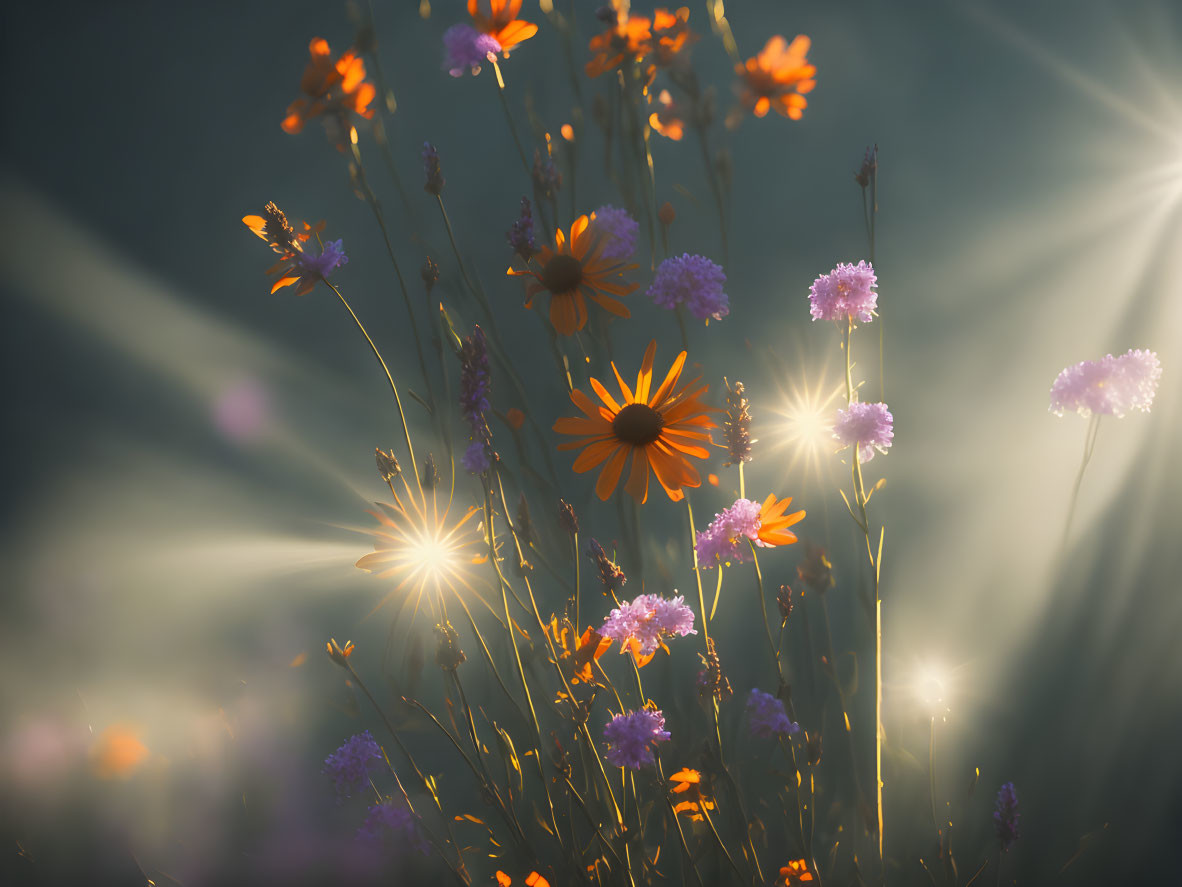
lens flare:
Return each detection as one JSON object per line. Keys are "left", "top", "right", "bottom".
{"left": 765, "top": 362, "right": 846, "bottom": 480}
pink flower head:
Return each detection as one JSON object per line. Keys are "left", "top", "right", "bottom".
{"left": 695, "top": 498, "right": 762, "bottom": 568}
{"left": 647, "top": 253, "right": 730, "bottom": 322}
{"left": 599, "top": 593, "right": 697, "bottom": 657}
{"left": 833, "top": 401, "right": 893, "bottom": 463}
{"left": 443, "top": 24, "right": 501, "bottom": 77}
{"left": 808, "top": 261, "right": 878, "bottom": 324}
{"left": 590, "top": 205, "right": 639, "bottom": 261}
{"left": 1049, "top": 348, "right": 1161, "bottom": 418}
{"left": 603, "top": 709, "right": 671, "bottom": 769}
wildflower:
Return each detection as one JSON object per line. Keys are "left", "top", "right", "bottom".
{"left": 281, "top": 38, "right": 376, "bottom": 146}
{"left": 558, "top": 499, "right": 579, "bottom": 538}
{"left": 734, "top": 35, "right": 816, "bottom": 121}
{"left": 495, "top": 873, "right": 551, "bottom": 887}
{"left": 532, "top": 149, "right": 563, "bottom": 199}
{"left": 91, "top": 725, "right": 149, "bottom": 780}
{"left": 696, "top": 495, "right": 805, "bottom": 568}
{"left": 507, "top": 197, "right": 537, "bottom": 262}
{"left": 324, "top": 731, "right": 382, "bottom": 798}
{"left": 669, "top": 767, "right": 715, "bottom": 821}
{"left": 554, "top": 341, "right": 715, "bottom": 501}
{"left": 589, "top": 205, "right": 639, "bottom": 262}
{"left": 994, "top": 782, "right": 1020, "bottom": 851}
{"left": 777, "top": 584, "right": 793, "bottom": 627}
{"left": 508, "top": 215, "right": 636, "bottom": 336}
{"left": 442, "top": 24, "right": 502, "bottom": 77}
{"left": 833, "top": 401, "right": 893, "bottom": 463}
{"left": 746, "top": 688, "right": 799, "bottom": 738}
{"left": 434, "top": 621, "right": 466, "bottom": 671}
{"left": 855, "top": 144, "right": 878, "bottom": 188}
{"left": 586, "top": 5, "right": 655, "bottom": 79}
{"left": 459, "top": 325, "right": 493, "bottom": 474}
{"left": 697, "top": 637, "right": 733, "bottom": 703}
{"left": 651, "top": 7, "right": 697, "bottom": 70}
{"left": 357, "top": 801, "right": 430, "bottom": 855}
{"left": 722, "top": 380, "right": 752, "bottom": 465}
{"left": 467, "top": 0, "right": 538, "bottom": 56}
{"left": 1049, "top": 348, "right": 1162, "bottom": 418}
{"left": 796, "top": 543, "right": 834, "bottom": 593}
{"left": 778, "top": 859, "right": 817, "bottom": 884}
{"left": 808, "top": 261, "right": 878, "bottom": 324}
{"left": 602, "top": 708, "right": 671, "bottom": 769}
{"left": 649, "top": 89, "right": 687, "bottom": 141}
{"left": 648, "top": 254, "right": 730, "bottom": 322}
{"left": 586, "top": 538, "right": 626, "bottom": 593}
{"left": 243, "top": 205, "right": 348, "bottom": 296}
{"left": 326, "top": 637, "right": 356, "bottom": 666}
{"left": 599, "top": 593, "right": 697, "bottom": 664}
{"left": 422, "top": 142, "right": 445, "bottom": 195}
{"left": 375, "top": 448, "right": 401, "bottom": 482}
{"left": 547, "top": 617, "right": 612, "bottom": 685}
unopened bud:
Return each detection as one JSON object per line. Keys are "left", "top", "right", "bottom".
{"left": 375, "top": 447, "right": 401, "bottom": 482}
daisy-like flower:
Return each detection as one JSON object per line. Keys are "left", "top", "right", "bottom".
{"left": 281, "top": 38, "right": 376, "bottom": 147}
{"left": 669, "top": 767, "right": 715, "bottom": 821}
{"left": 648, "top": 254, "right": 730, "bottom": 322}
{"left": 695, "top": 495, "right": 805, "bottom": 568}
{"left": 243, "top": 203, "right": 348, "bottom": 296}
{"left": 546, "top": 617, "right": 612, "bottom": 686}
{"left": 603, "top": 708, "right": 671, "bottom": 769}
{"left": 507, "top": 215, "right": 637, "bottom": 336}
{"left": 1049, "top": 348, "right": 1161, "bottom": 418}
{"left": 833, "top": 401, "right": 893, "bottom": 463}
{"left": 993, "top": 782, "right": 1020, "bottom": 851}
{"left": 442, "top": 24, "right": 502, "bottom": 77}
{"left": 586, "top": 3, "right": 655, "bottom": 79}
{"left": 746, "top": 688, "right": 799, "bottom": 739}
{"left": 357, "top": 801, "right": 430, "bottom": 855}
{"left": 324, "top": 731, "right": 382, "bottom": 798}
{"left": 734, "top": 35, "right": 817, "bottom": 121}
{"left": 589, "top": 205, "right": 639, "bottom": 262}
{"left": 651, "top": 7, "right": 697, "bottom": 70}
{"left": 466, "top": 0, "right": 538, "bottom": 56}
{"left": 599, "top": 593, "right": 696, "bottom": 665}
{"left": 553, "top": 341, "right": 716, "bottom": 502}
{"left": 809, "top": 261, "right": 878, "bottom": 324}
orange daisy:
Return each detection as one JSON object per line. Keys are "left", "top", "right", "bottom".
{"left": 507, "top": 214, "right": 636, "bottom": 336}
{"left": 468, "top": 0, "right": 538, "bottom": 54}
{"left": 755, "top": 493, "right": 806, "bottom": 547}
{"left": 669, "top": 767, "right": 716, "bottom": 821}
{"left": 586, "top": 2, "right": 654, "bottom": 79}
{"left": 553, "top": 341, "right": 716, "bottom": 503}
{"left": 734, "top": 35, "right": 817, "bottom": 120}
{"left": 281, "top": 38, "right": 376, "bottom": 142}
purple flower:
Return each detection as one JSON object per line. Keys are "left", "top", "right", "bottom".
{"left": 1049, "top": 348, "right": 1161, "bottom": 418}
{"left": 459, "top": 325, "right": 492, "bottom": 473}
{"left": 599, "top": 593, "right": 696, "bottom": 656}
{"left": 809, "top": 261, "right": 878, "bottom": 324}
{"left": 590, "top": 205, "right": 639, "bottom": 261}
{"left": 746, "top": 688, "right": 799, "bottom": 739}
{"left": 442, "top": 24, "right": 501, "bottom": 77}
{"left": 461, "top": 440, "right": 490, "bottom": 474}
{"left": 695, "top": 498, "right": 763, "bottom": 568}
{"left": 422, "top": 142, "right": 445, "bottom": 195}
{"left": 358, "top": 801, "right": 430, "bottom": 855}
{"left": 993, "top": 782, "right": 1019, "bottom": 851}
{"left": 602, "top": 709, "right": 671, "bottom": 769}
{"left": 833, "top": 401, "right": 893, "bottom": 463}
{"left": 647, "top": 254, "right": 729, "bottom": 322}
{"left": 507, "top": 197, "right": 537, "bottom": 261}
{"left": 323, "top": 731, "right": 382, "bottom": 798}
{"left": 295, "top": 239, "right": 348, "bottom": 286}
{"left": 532, "top": 149, "right": 562, "bottom": 198}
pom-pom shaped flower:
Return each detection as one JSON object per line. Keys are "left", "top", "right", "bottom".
{"left": 602, "top": 708, "right": 670, "bottom": 769}
{"left": 357, "top": 801, "right": 430, "bottom": 855}
{"left": 746, "top": 688, "right": 799, "bottom": 739}
{"left": 324, "top": 731, "right": 382, "bottom": 798}
{"left": 443, "top": 24, "right": 502, "bottom": 77}
{"left": 833, "top": 401, "right": 893, "bottom": 463}
{"left": 993, "top": 782, "right": 1020, "bottom": 851}
{"left": 809, "top": 261, "right": 877, "bottom": 324}
{"left": 1049, "top": 348, "right": 1161, "bottom": 418}
{"left": 648, "top": 254, "right": 730, "bottom": 322}
{"left": 599, "top": 593, "right": 696, "bottom": 665}
{"left": 590, "top": 205, "right": 639, "bottom": 262}
{"left": 696, "top": 495, "right": 805, "bottom": 568}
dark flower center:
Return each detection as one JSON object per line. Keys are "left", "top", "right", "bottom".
{"left": 542, "top": 255, "right": 584, "bottom": 293}
{"left": 612, "top": 403, "right": 665, "bottom": 445}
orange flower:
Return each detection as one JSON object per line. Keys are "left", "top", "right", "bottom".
{"left": 755, "top": 494, "right": 805, "bottom": 547}
{"left": 281, "top": 38, "right": 376, "bottom": 143}
{"left": 669, "top": 767, "right": 716, "bottom": 821}
{"left": 649, "top": 89, "right": 686, "bottom": 141}
{"left": 586, "top": 3, "right": 654, "bottom": 79}
{"left": 779, "top": 859, "right": 816, "bottom": 883}
{"left": 468, "top": 0, "right": 538, "bottom": 54}
{"left": 734, "top": 35, "right": 816, "bottom": 120}
{"left": 243, "top": 203, "right": 341, "bottom": 296}
{"left": 553, "top": 341, "right": 715, "bottom": 503}
{"left": 547, "top": 617, "right": 612, "bottom": 685}
{"left": 651, "top": 7, "right": 696, "bottom": 69}
{"left": 507, "top": 214, "right": 636, "bottom": 336}
{"left": 91, "top": 724, "right": 149, "bottom": 779}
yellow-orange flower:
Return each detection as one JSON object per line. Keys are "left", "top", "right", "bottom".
{"left": 669, "top": 767, "right": 716, "bottom": 821}
{"left": 734, "top": 35, "right": 816, "bottom": 120}
{"left": 755, "top": 494, "right": 805, "bottom": 547}
{"left": 649, "top": 89, "right": 686, "bottom": 141}
{"left": 281, "top": 38, "right": 376, "bottom": 142}
{"left": 779, "top": 859, "right": 816, "bottom": 883}
{"left": 507, "top": 214, "right": 636, "bottom": 336}
{"left": 468, "top": 0, "right": 538, "bottom": 54}
{"left": 553, "top": 341, "right": 715, "bottom": 503}
{"left": 651, "top": 7, "right": 696, "bottom": 69}
{"left": 546, "top": 617, "right": 613, "bottom": 685}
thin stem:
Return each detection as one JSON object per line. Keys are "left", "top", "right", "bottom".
{"left": 695, "top": 125, "right": 729, "bottom": 265}
{"left": 685, "top": 497, "right": 709, "bottom": 645}
{"left": 1060, "top": 414, "right": 1101, "bottom": 554}
{"left": 748, "top": 541, "right": 784, "bottom": 687}
{"left": 490, "top": 58, "right": 532, "bottom": 178}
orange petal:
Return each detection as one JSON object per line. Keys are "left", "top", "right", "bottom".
{"left": 623, "top": 446, "right": 650, "bottom": 503}
{"left": 595, "top": 445, "right": 630, "bottom": 500}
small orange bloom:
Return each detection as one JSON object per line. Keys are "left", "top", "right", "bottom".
{"left": 669, "top": 767, "right": 716, "bottom": 821}
{"left": 779, "top": 859, "right": 816, "bottom": 883}
{"left": 468, "top": 0, "right": 538, "bottom": 54}
{"left": 755, "top": 493, "right": 805, "bottom": 547}
{"left": 553, "top": 341, "right": 716, "bottom": 503}
{"left": 281, "top": 38, "right": 376, "bottom": 144}
{"left": 649, "top": 89, "right": 686, "bottom": 141}
{"left": 587, "top": 4, "right": 694, "bottom": 79}
{"left": 505, "top": 407, "right": 525, "bottom": 430}
{"left": 91, "top": 724, "right": 149, "bottom": 779}
{"left": 547, "top": 617, "right": 613, "bottom": 685}
{"left": 651, "top": 7, "right": 696, "bottom": 69}
{"left": 734, "top": 35, "right": 816, "bottom": 120}
{"left": 507, "top": 214, "right": 636, "bottom": 336}
{"left": 243, "top": 203, "right": 339, "bottom": 296}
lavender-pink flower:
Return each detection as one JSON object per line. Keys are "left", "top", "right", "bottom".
{"left": 833, "top": 401, "right": 893, "bottom": 463}
{"left": 1049, "top": 348, "right": 1161, "bottom": 418}
{"left": 442, "top": 24, "right": 501, "bottom": 77}
{"left": 809, "top": 261, "right": 878, "bottom": 324}
{"left": 602, "top": 709, "right": 671, "bottom": 769}
{"left": 323, "top": 731, "right": 381, "bottom": 798}
{"left": 590, "top": 205, "right": 639, "bottom": 261}
{"left": 599, "top": 593, "right": 696, "bottom": 656}
{"left": 648, "top": 253, "right": 730, "bottom": 322}
{"left": 695, "top": 498, "right": 763, "bottom": 568}
{"left": 746, "top": 688, "right": 799, "bottom": 739}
